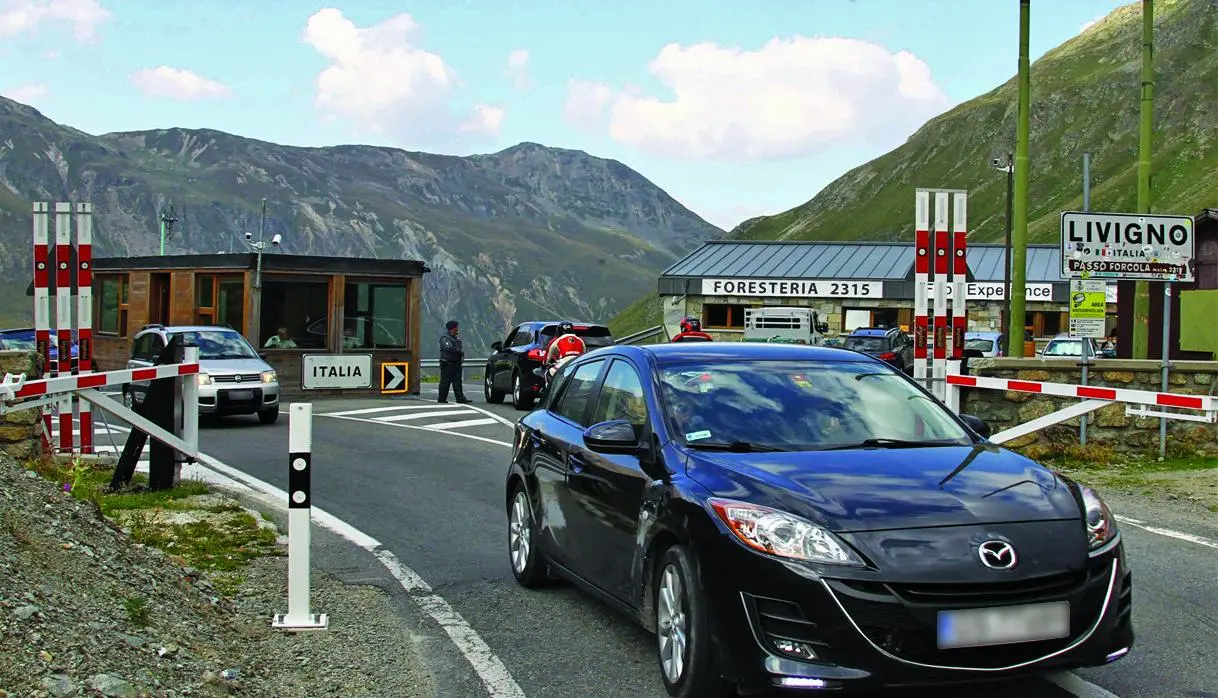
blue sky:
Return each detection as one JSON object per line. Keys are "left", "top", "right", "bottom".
{"left": 0, "top": 0, "right": 1130, "bottom": 231}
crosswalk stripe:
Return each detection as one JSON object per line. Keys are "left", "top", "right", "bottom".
{"left": 324, "top": 404, "right": 467, "bottom": 417}
{"left": 426, "top": 418, "right": 499, "bottom": 430}
{"left": 374, "top": 409, "right": 479, "bottom": 423}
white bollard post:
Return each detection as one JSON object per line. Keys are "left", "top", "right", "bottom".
{"left": 273, "top": 403, "right": 328, "bottom": 631}
{"left": 181, "top": 345, "right": 199, "bottom": 459}
{"left": 944, "top": 360, "right": 962, "bottom": 413}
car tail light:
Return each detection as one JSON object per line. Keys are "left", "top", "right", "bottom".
{"left": 878, "top": 352, "right": 897, "bottom": 361}
{"left": 573, "top": 325, "right": 589, "bottom": 330}
{"left": 526, "top": 348, "right": 545, "bottom": 361}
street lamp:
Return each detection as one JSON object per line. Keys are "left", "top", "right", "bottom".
{"left": 991, "top": 154, "right": 1014, "bottom": 356}
{"left": 241, "top": 198, "right": 277, "bottom": 347}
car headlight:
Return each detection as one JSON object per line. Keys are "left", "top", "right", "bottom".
{"left": 196, "top": 373, "right": 213, "bottom": 386}
{"left": 1082, "top": 487, "right": 1118, "bottom": 552}
{"left": 261, "top": 370, "right": 277, "bottom": 384}
{"left": 708, "top": 498, "right": 865, "bottom": 567}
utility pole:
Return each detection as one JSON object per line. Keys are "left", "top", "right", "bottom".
{"left": 249, "top": 198, "right": 268, "bottom": 347}
{"left": 1008, "top": 0, "right": 1031, "bottom": 356}
{"left": 1132, "top": 0, "right": 1155, "bottom": 358}
{"left": 159, "top": 204, "right": 178, "bottom": 256}
{"left": 1003, "top": 153, "right": 1013, "bottom": 356}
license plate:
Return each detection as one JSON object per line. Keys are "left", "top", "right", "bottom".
{"left": 226, "top": 390, "right": 254, "bottom": 401}
{"left": 937, "top": 601, "right": 1070, "bottom": 649}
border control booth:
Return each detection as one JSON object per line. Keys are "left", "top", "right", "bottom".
{"left": 84, "top": 253, "right": 428, "bottom": 399}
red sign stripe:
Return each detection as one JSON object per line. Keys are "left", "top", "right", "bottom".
{"left": 1077, "top": 386, "right": 1117, "bottom": 400}
{"left": 78, "top": 374, "right": 107, "bottom": 388}
{"left": 948, "top": 375, "right": 977, "bottom": 387}
{"left": 915, "top": 230, "right": 930, "bottom": 274}
{"left": 132, "top": 368, "right": 158, "bottom": 381}
{"left": 177, "top": 364, "right": 200, "bottom": 375}
{"left": 1156, "top": 393, "right": 1204, "bottom": 410}
{"left": 1007, "top": 380, "right": 1043, "bottom": 393}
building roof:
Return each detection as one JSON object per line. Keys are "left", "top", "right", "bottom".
{"left": 663, "top": 240, "right": 1065, "bottom": 283}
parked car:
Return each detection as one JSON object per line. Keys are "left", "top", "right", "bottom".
{"left": 123, "top": 324, "right": 281, "bottom": 424}
{"left": 504, "top": 342, "right": 1133, "bottom": 696}
{"left": 964, "top": 331, "right": 1005, "bottom": 357}
{"left": 484, "top": 321, "right": 614, "bottom": 410}
{"left": 842, "top": 326, "right": 913, "bottom": 373}
{"left": 1039, "top": 333, "right": 1102, "bottom": 359}
{"left": 0, "top": 327, "right": 79, "bottom": 372}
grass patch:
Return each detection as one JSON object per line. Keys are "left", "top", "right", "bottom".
{"left": 1023, "top": 443, "right": 1218, "bottom": 491}
{"left": 24, "top": 455, "right": 283, "bottom": 582}
{"left": 125, "top": 596, "right": 150, "bottom": 627}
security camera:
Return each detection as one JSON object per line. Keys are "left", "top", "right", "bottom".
{"left": 991, "top": 157, "right": 1003, "bottom": 167}
{"left": 271, "top": 233, "right": 282, "bottom": 246}
{"left": 244, "top": 231, "right": 253, "bottom": 240}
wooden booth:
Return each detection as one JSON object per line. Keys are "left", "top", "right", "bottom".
{"left": 87, "top": 253, "right": 428, "bottom": 398}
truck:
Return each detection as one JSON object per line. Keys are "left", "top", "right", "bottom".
{"left": 742, "top": 307, "right": 830, "bottom": 345}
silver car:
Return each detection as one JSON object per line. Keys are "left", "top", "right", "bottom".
{"left": 123, "top": 324, "right": 281, "bottom": 424}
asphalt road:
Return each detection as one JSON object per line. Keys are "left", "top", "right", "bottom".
{"left": 65, "top": 384, "right": 1218, "bottom": 698}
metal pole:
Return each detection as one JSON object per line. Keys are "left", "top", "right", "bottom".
{"left": 159, "top": 217, "right": 165, "bottom": 256}
{"left": 1003, "top": 154, "right": 1013, "bottom": 356}
{"left": 251, "top": 198, "right": 267, "bottom": 348}
{"left": 1009, "top": 0, "right": 1032, "bottom": 358}
{"left": 273, "top": 403, "right": 329, "bottom": 631}
{"left": 182, "top": 344, "right": 199, "bottom": 459}
{"left": 1080, "top": 154, "right": 1091, "bottom": 445}
{"left": 1159, "top": 283, "right": 1171, "bottom": 459}
{"left": 1132, "top": 0, "right": 1155, "bottom": 358}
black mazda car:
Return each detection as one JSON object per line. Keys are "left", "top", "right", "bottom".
{"left": 503, "top": 342, "right": 1133, "bottom": 696}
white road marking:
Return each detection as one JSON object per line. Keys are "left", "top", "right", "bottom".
{"left": 1115, "top": 515, "right": 1218, "bottom": 551}
{"left": 320, "top": 413, "right": 514, "bottom": 449}
{"left": 186, "top": 452, "right": 527, "bottom": 698}
{"left": 461, "top": 403, "right": 518, "bottom": 429}
{"left": 325, "top": 404, "right": 465, "bottom": 417}
{"left": 428, "top": 418, "right": 498, "bottom": 430}
{"left": 375, "top": 409, "right": 479, "bottom": 422}
{"left": 1047, "top": 671, "right": 1124, "bottom": 697}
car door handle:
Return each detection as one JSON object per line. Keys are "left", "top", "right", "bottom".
{"left": 566, "top": 454, "right": 585, "bottom": 473}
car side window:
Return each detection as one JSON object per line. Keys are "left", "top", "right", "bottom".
{"left": 590, "top": 360, "right": 647, "bottom": 432}
{"left": 511, "top": 326, "right": 533, "bottom": 348}
{"left": 553, "top": 359, "right": 606, "bottom": 426}
{"left": 147, "top": 334, "right": 166, "bottom": 360}
{"left": 501, "top": 328, "right": 518, "bottom": 348}
{"left": 131, "top": 334, "right": 149, "bottom": 360}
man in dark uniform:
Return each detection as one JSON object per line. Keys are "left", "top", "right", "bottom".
{"left": 438, "top": 320, "right": 472, "bottom": 404}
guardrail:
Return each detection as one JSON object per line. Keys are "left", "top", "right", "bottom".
{"left": 419, "top": 359, "right": 482, "bottom": 382}
{"left": 616, "top": 325, "right": 669, "bottom": 345}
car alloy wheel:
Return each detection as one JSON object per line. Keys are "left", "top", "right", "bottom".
{"left": 485, "top": 373, "right": 494, "bottom": 400}
{"left": 657, "top": 563, "right": 688, "bottom": 684}
{"left": 507, "top": 485, "right": 548, "bottom": 587}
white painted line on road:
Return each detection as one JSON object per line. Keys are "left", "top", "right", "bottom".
{"left": 375, "top": 409, "right": 479, "bottom": 422}
{"left": 320, "top": 413, "right": 514, "bottom": 449}
{"left": 1116, "top": 515, "right": 1218, "bottom": 551}
{"left": 462, "top": 403, "right": 518, "bottom": 429}
{"left": 186, "top": 451, "right": 527, "bottom": 698}
{"left": 1046, "top": 671, "right": 1123, "bottom": 697}
{"left": 428, "top": 418, "right": 499, "bottom": 430}
{"left": 324, "top": 404, "right": 464, "bottom": 417}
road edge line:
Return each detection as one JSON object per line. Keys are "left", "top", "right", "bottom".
{"left": 1046, "top": 671, "right": 1124, "bottom": 697}
{"left": 1114, "top": 515, "right": 1218, "bottom": 550}
{"left": 189, "top": 451, "right": 527, "bottom": 698}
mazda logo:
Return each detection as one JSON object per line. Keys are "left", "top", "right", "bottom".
{"left": 978, "top": 540, "right": 1017, "bottom": 570}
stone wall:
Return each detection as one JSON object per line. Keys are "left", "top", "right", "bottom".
{"left": 0, "top": 350, "right": 44, "bottom": 460}
{"left": 960, "top": 358, "right": 1218, "bottom": 456}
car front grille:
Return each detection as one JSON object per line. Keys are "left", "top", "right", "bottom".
{"left": 824, "top": 558, "right": 1116, "bottom": 669}
{"left": 213, "top": 373, "right": 262, "bottom": 383}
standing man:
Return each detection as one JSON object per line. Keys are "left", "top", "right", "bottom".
{"left": 438, "top": 320, "right": 472, "bottom": 404}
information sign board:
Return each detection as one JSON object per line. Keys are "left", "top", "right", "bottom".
{"left": 1060, "top": 211, "right": 1194, "bottom": 281}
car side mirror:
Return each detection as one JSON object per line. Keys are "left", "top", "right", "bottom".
{"left": 258, "top": 352, "right": 268, "bottom": 360}
{"left": 960, "top": 414, "right": 991, "bottom": 438}
{"left": 532, "top": 367, "right": 544, "bottom": 378}
{"left": 583, "top": 420, "right": 643, "bottom": 455}
{"left": 815, "top": 323, "right": 829, "bottom": 333}
{"left": 491, "top": 341, "right": 503, "bottom": 351}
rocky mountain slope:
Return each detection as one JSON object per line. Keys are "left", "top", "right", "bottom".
{"left": 611, "top": 0, "right": 1218, "bottom": 336}
{"left": 0, "top": 98, "right": 723, "bottom": 353}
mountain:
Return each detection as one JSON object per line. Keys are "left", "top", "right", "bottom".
{"left": 610, "top": 0, "right": 1218, "bottom": 336}
{"left": 0, "top": 98, "right": 723, "bottom": 355}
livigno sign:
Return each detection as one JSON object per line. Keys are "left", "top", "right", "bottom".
{"left": 925, "top": 282, "right": 1055, "bottom": 301}
{"left": 700, "top": 278, "right": 884, "bottom": 298}
{"left": 1060, "top": 210, "right": 1195, "bottom": 282}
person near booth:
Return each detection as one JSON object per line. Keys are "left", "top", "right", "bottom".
{"left": 671, "top": 316, "right": 714, "bottom": 343}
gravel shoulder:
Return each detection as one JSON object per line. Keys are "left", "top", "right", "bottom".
{"left": 0, "top": 453, "right": 436, "bottom": 698}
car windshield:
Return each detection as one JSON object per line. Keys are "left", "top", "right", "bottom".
{"left": 1043, "top": 340, "right": 1084, "bottom": 357}
{"left": 0, "top": 331, "right": 36, "bottom": 350}
{"left": 540, "top": 325, "right": 614, "bottom": 349}
{"left": 843, "top": 336, "right": 886, "bottom": 353}
{"left": 965, "top": 338, "right": 995, "bottom": 352}
{"left": 658, "top": 360, "right": 972, "bottom": 452}
{"left": 172, "top": 330, "right": 260, "bottom": 360}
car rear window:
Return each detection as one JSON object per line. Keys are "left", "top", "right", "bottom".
{"left": 843, "top": 336, "right": 886, "bottom": 353}
{"left": 540, "top": 325, "right": 614, "bottom": 348}
{"left": 965, "top": 338, "right": 995, "bottom": 352}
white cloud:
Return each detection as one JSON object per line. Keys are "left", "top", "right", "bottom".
{"left": 2, "top": 82, "right": 49, "bottom": 104}
{"left": 301, "top": 8, "right": 504, "bottom": 144}
{"left": 507, "top": 49, "right": 530, "bottom": 89}
{"left": 563, "top": 37, "right": 951, "bottom": 163}
{"left": 0, "top": 0, "right": 110, "bottom": 41}
{"left": 1080, "top": 16, "right": 1101, "bottom": 33}
{"left": 131, "top": 66, "right": 232, "bottom": 101}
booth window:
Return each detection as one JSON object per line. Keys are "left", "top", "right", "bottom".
{"left": 343, "top": 281, "right": 408, "bottom": 349}
{"left": 260, "top": 277, "right": 329, "bottom": 350}
{"left": 703, "top": 304, "right": 746, "bottom": 329}
{"left": 96, "top": 275, "right": 128, "bottom": 336}
{"left": 195, "top": 274, "right": 245, "bottom": 331}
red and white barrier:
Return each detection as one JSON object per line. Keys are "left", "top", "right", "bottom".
{"left": 914, "top": 189, "right": 968, "bottom": 404}
{"left": 947, "top": 373, "right": 1216, "bottom": 412}
{"left": 6, "top": 362, "right": 199, "bottom": 401}
{"left": 29, "top": 202, "right": 96, "bottom": 455}
{"left": 913, "top": 192, "right": 930, "bottom": 384}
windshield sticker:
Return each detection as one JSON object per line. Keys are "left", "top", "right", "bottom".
{"left": 686, "top": 430, "right": 712, "bottom": 441}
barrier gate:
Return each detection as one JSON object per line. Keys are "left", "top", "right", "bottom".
{"left": 914, "top": 188, "right": 969, "bottom": 409}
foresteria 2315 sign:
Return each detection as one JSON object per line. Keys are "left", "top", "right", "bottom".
{"left": 700, "top": 278, "right": 884, "bottom": 298}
